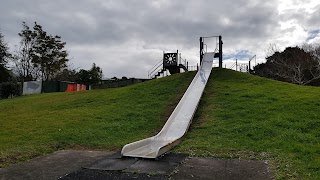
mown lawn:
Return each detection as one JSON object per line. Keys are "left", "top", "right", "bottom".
{"left": 1, "top": 68, "right": 319, "bottom": 179}
{"left": 176, "top": 68, "right": 320, "bottom": 180}
{"left": 0, "top": 71, "right": 196, "bottom": 167}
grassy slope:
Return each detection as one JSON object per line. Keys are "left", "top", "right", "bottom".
{"left": 0, "top": 71, "right": 196, "bottom": 167}
{"left": 176, "top": 68, "right": 320, "bottom": 180}
{"left": 1, "top": 68, "right": 319, "bottom": 179}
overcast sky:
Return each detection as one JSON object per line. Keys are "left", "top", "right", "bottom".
{"left": 1, "top": 0, "right": 319, "bottom": 78}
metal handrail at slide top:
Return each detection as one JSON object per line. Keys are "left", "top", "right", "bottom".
{"left": 148, "top": 59, "right": 163, "bottom": 79}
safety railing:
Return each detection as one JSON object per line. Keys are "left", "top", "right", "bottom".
{"left": 178, "top": 53, "right": 188, "bottom": 71}
{"left": 179, "top": 57, "right": 187, "bottom": 67}
{"left": 230, "top": 62, "right": 236, "bottom": 69}
{"left": 229, "top": 61, "right": 250, "bottom": 73}
{"left": 148, "top": 53, "right": 193, "bottom": 79}
{"left": 187, "top": 66, "right": 198, "bottom": 71}
{"left": 148, "top": 59, "right": 163, "bottom": 79}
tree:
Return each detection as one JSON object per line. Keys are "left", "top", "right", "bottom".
{"left": 0, "top": 80, "right": 22, "bottom": 99}
{"left": 54, "top": 68, "right": 79, "bottom": 82}
{"left": 31, "top": 22, "right": 68, "bottom": 81}
{"left": 13, "top": 22, "right": 39, "bottom": 81}
{"left": 302, "top": 44, "right": 320, "bottom": 85}
{"left": 77, "top": 63, "right": 103, "bottom": 86}
{"left": 0, "top": 32, "right": 22, "bottom": 99}
{"left": 111, "top": 77, "right": 118, "bottom": 81}
{"left": 0, "top": 32, "right": 12, "bottom": 82}
{"left": 77, "top": 69, "right": 91, "bottom": 86}
{"left": 254, "top": 45, "right": 320, "bottom": 86}
{"left": 13, "top": 22, "right": 68, "bottom": 81}
{"left": 0, "top": 31, "right": 10, "bottom": 66}
{"left": 89, "top": 63, "right": 103, "bottom": 85}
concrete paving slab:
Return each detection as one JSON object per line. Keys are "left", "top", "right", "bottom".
{"left": 104, "top": 151, "right": 122, "bottom": 159}
{"left": 0, "top": 150, "right": 112, "bottom": 180}
{"left": 157, "top": 152, "right": 187, "bottom": 163}
{"left": 60, "top": 169, "right": 167, "bottom": 180}
{"left": 124, "top": 159, "right": 178, "bottom": 175}
{"left": 1, "top": 150, "right": 273, "bottom": 180}
{"left": 87, "top": 157, "right": 138, "bottom": 171}
{"left": 172, "top": 157, "right": 273, "bottom": 180}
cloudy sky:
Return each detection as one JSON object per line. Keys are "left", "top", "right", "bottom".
{"left": 1, "top": 0, "right": 319, "bottom": 78}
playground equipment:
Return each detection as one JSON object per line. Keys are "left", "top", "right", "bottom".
{"left": 200, "top": 35, "right": 223, "bottom": 67}
{"left": 248, "top": 55, "right": 256, "bottom": 73}
{"left": 148, "top": 35, "right": 223, "bottom": 79}
{"left": 122, "top": 53, "right": 215, "bottom": 158}
{"left": 148, "top": 50, "right": 188, "bottom": 79}
{"left": 122, "top": 36, "right": 222, "bottom": 158}
{"left": 229, "top": 55, "right": 256, "bottom": 73}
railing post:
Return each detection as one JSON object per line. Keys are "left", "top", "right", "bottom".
{"left": 219, "top": 35, "right": 223, "bottom": 68}
{"left": 200, "top": 37, "right": 204, "bottom": 65}
{"left": 163, "top": 51, "right": 165, "bottom": 69}
{"left": 187, "top": 61, "right": 189, "bottom": 71}
{"left": 236, "top": 59, "right": 238, "bottom": 71}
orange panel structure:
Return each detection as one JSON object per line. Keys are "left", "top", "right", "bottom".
{"left": 65, "top": 83, "right": 87, "bottom": 92}
{"left": 65, "top": 84, "right": 77, "bottom": 92}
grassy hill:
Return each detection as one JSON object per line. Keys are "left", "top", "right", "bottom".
{"left": 177, "top": 68, "right": 320, "bottom": 179}
{"left": 0, "top": 72, "right": 196, "bottom": 167}
{"left": 0, "top": 68, "right": 319, "bottom": 179}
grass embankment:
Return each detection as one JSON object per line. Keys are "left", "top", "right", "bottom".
{"left": 0, "top": 72, "right": 196, "bottom": 167}
{"left": 1, "top": 68, "right": 319, "bottom": 179}
{"left": 176, "top": 68, "right": 320, "bottom": 180}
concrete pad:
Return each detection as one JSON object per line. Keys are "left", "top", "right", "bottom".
{"left": 123, "top": 153, "right": 187, "bottom": 175}
{"left": 103, "top": 151, "right": 123, "bottom": 159}
{"left": 172, "top": 157, "right": 273, "bottom": 180}
{"left": 0, "top": 150, "right": 112, "bottom": 180}
{"left": 87, "top": 157, "right": 138, "bottom": 171}
{"left": 157, "top": 152, "right": 188, "bottom": 163}
{"left": 1, "top": 150, "right": 273, "bottom": 180}
{"left": 124, "top": 159, "right": 178, "bottom": 175}
{"left": 60, "top": 169, "right": 167, "bottom": 180}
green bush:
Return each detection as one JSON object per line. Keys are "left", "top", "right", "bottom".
{"left": 0, "top": 81, "right": 22, "bottom": 99}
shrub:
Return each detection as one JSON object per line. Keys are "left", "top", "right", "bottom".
{"left": 0, "top": 81, "right": 22, "bottom": 99}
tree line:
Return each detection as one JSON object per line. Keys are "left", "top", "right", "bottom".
{"left": 254, "top": 44, "right": 320, "bottom": 86}
{"left": 0, "top": 22, "right": 103, "bottom": 98}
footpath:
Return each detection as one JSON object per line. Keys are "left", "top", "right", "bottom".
{"left": 0, "top": 150, "right": 273, "bottom": 180}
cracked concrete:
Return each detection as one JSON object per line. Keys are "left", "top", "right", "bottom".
{"left": 0, "top": 150, "right": 273, "bottom": 180}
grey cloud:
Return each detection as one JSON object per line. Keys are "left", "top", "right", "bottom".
{"left": 224, "top": 50, "right": 254, "bottom": 61}
{"left": 279, "top": 3, "right": 320, "bottom": 30}
{"left": 1, "top": 0, "right": 279, "bottom": 46}
{"left": 2, "top": 0, "right": 317, "bottom": 79}
{"left": 307, "top": 29, "right": 320, "bottom": 41}
{"left": 306, "top": 4, "right": 320, "bottom": 29}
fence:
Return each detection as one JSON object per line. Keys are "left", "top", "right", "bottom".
{"left": 93, "top": 78, "right": 149, "bottom": 89}
{"left": 23, "top": 81, "right": 42, "bottom": 95}
{"left": 22, "top": 81, "right": 87, "bottom": 95}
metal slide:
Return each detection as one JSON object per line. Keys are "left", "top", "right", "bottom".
{"left": 121, "top": 53, "right": 215, "bottom": 158}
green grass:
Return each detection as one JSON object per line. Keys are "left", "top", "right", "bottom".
{"left": 1, "top": 68, "right": 319, "bottom": 179}
{"left": 176, "top": 68, "right": 320, "bottom": 180}
{"left": 0, "top": 72, "right": 196, "bottom": 167}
